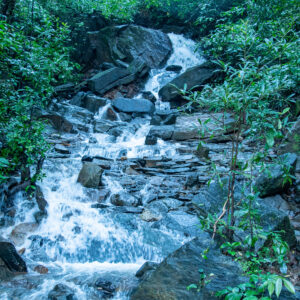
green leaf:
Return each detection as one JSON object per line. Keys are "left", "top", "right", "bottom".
{"left": 275, "top": 278, "right": 282, "bottom": 298}
{"left": 268, "top": 282, "right": 275, "bottom": 297}
{"left": 283, "top": 279, "right": 295, "bottom": 294}
{"left": 187, "top": 284, "right": 197, "bottom": 291}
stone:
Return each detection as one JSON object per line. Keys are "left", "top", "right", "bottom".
{"left": 142, "top": 91, "right": 157, "bottom": 103}
{"left": 82, "top": 95, "right": 107, "bottom": 113}
{"left": 136, "top": 261, "right": 158, "bottom": 279}
{"left": 166, "top": 65, "right": 182, "bottom": 72}
{"left": 9, "top": 223, "right": 39, "bottom": 246}
{"left": 255, "top": 153, "right": 297, "bottom": 197}
{"left": 41, "top": 113, "right": 73, "bottom": 133}
{"left": 0, "top": 236, "right": 27, "bottom": 276}
{"left": 77, "top": 162, "right": 103, "bottom": 188}
{"left": 48, "top": 283, "right": 77, "bottom": 300}
{"left": 195, "top": 144, "right": 210, "bottom": 159}
{"left": 87, "top": 25, "right": 172, "bottom": 68}
{"left": 34, "top": 264, "right": 48, "bottom": 274}
{"left": 112, "top": 98, "right": 155, "bottom": 114}
{"left": 145, "top": 135, "right": 158, "bottom": 145}
{"left": 163, "top": 114, "right": 177, "bottom": 125}
{"left": 140, "top": 208, "right": 162, "bottom": 222}
{"left": 159, "top": 61, "right": 217, "bottom": 107}
{"left": 54, "top": 144, "right": 71, "bottom": 154}
{"left": 279, "top": 116, "right": 300, "bottom": 155}
{"left": 100, "top": 62, "right": 115, "bottom": 70}
{"left": 146, "top": 126, "right": 174, "bottom": 141}
{"left": 94, "top": 278, "right": 116, "bottom": 298}
{"left": 110, "top": 192, "right": 139, "bottom": 207}
{"left": 69, "top": 91, "right": 86, "bottom": 107}
{"left": 35, "top": 185, "right": 48, "bottom": 212}
{"left": 105, "top": 107, "right": 118, "bottom": 121}
{"left": 131, "top": 238, "right": 246, "bottom": 300}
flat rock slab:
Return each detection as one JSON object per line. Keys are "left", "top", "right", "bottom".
{"left": 112, "top": 98, "right": 155, "bottom": 114}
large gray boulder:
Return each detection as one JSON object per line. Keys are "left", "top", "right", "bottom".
{"left": 255, "top": 153, "right": 297, "bottom": 197}
{"left": 192, "top": 180, "right": 297, "bottom": 248}
{"left": 87, "top": 25, "right": 172, "bottom": 68}
{"left": 131, "top": 237, "right": 246, "bottom": 300}
{"left": 159, "top": 61, "right": 217, "bottom": 106}
{"left": 77, "top": 162, "right": 103, "bottom": 189}
{"left": 112, "top": 97, "right": 155, "bottom": 114}
{"left": 0, "top": 237, "right": 27, "bottom": 280}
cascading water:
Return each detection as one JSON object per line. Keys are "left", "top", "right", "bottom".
{"left": 0, "top": 33, "right": 204, "bottom": 299}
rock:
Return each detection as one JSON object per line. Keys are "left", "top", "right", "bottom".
{"left": 195, "top": 144, "right": 210, "bottom": 159}
{"left": 255, "top": 153, "right": 297, "bottom": 197}
{"left": 35, "top": 185, "right": 48, "bottom": 212}
{"left": 88, "top": 67, "right": 135, "bottom": 95}
{"left": 87, "top": 25, "right": 172, "bottom": 68}
{"left": 77, "top": 162, "right": 103, "bottom": 188}
{"left": 192, "top": 181, "right": 297, "bottom": 247}
{"left": 146, "top": 126, "right": 174, "bottom": 141}
{"left": 69, "top": 91, "right": 86, "bottom": 106}
{"left": 110, "top": 192, "right": 139, "bottom": 207}
{"left": 48, "top": 283, "right": 77, "bottom": 300}
{"left": 93, "top": 120, "right": 117, "bottom": 133}
{"left": 145, "top": 135, "right": 158, "bottom": 145}
{"left": 140, "top": 208, "right": 162, "bottom": 222}
{"left": 150, "top": 115, "right": 162, "bottom": 125}
{"left": 105, "top": 107, "right": 118, "bottom": 121}
{"left": 54, "top": 144, "right": 71, "bottom": 154}
{"left": 9, "top": 223, "right": 39, "bottom": 246}
{"left": 112, "top": 98, "right": 155, "bottom": 114}
{"left": 131, "top": 237, "right": 246, "bottom": 300}
{"left": 136, "top": 261, "right": 158, "bottom": 279}
{"left": 161, "top": 198, "right": 183, "bottom": 211}
{"left": 54, "top": 83, "right": 74, "bottom": 96}
{"left": 41, "top": 113, "right": 73, "bottom": 133}
{"left": 34, "top": 264, "right": 48, "bottom": 274}
{"left": 279, "top": 117, "right": 300, "bottom": 155}
{"left": 163, "top": 114, "right": 177, "bottom": 125}
{"left": 159, "top": 61, "right": 217, "bottom": 106}
{"left": 118, "top": 112, "right": 132, "bottom": 122}
{"left": 94, "top": 278, "right": 116, "bottom": 298}
{"left": 98, "top": 189, "right": 110, "bottom": 202}
{"left": 0, "top": 237, "right": 27, "bottom": 277}
{"left": 82, "top": 94, "right": 107, "bottom": 113}
{"left": 142, "top": 91, "right": 157, "bottom": 103}
{"left": 166, "top": 65, "right": 182, "bottom": 72}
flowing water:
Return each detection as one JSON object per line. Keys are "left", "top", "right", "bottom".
{"left": 0, "top": 33, "right": 204, "bottom": 299}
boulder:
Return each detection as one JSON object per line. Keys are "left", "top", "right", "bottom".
{"left": 82, "top": 94, "right": 107, "bottom": 113}
{"left": 131, "top": 237, "right": 246, "bottom": 300}
{"left": 94, "top": 278, "right": 116, "bottom": 298}
{"left": 135, "top": 261, "right": 159, "bottom": 279}
{"left": 192, "top": 181, "right": 297, "bottom": 247}
{"left": 77, "top": 162, "right": 103, "bottom": 188}
{"left": 110, "top": 192, "right": 139, "bottom": 207}
{"left": 255, "top": 153, "right": 297, "bottom": 197}
{"left": 112, "top": 98, "right": 155, "bottom": 114}
{"left": 48, "top": 283, "right": 77, "bottom": 300}
{"left": 9, "top": 223, "right": 39, "bottom": 246}
{"left": 0, "top": 237, "right": 27, "bottom": 278}
{"left": 87, "top": 25, "right": 172, "bottom": 68}
{"left": 159, "top": 61, "right": 217, "bottom": 106}
{"left": 279, "top": 117, "right": 300, "bottom": 155}
{"left": 166, "top": 65, "right": 182, "bottom": 72}
{"left": 146, "top": 126, "right": 174, "bottom": 141}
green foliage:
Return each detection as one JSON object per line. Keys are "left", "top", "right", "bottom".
{"left": 0, "top": 1, "right": 77, "bottom": 183}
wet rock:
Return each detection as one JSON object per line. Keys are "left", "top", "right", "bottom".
{"left": 34, "top": 264, "right": 48, "bottom": 274}
{"left": 140, "top": 208, "right": 163, "bottom": 222}
{"left": 83, "top": 94, "right": 107, "bottom": 113}
{"left": 9, "top": 223, "right": 38, "bottom": 246}
{"left": 279, "top": 116, "right": 300, "bottom": 155}
{"left": 87, "top": 25, "right": 172, "bottom": 68}
{"left": 105, "top": 107, "right": 118, "bottom": 121}
{"left": 54, "top": 144, "right": 71, "bottom": 154}
{"left": 163, "top": 114, "right": 177, "bottom": 125}
{"left": 150, "top": 115, "right": 162, "bottom": 125}
{"left": 48, "top": 283, "right": 77, "bottom": 300}
{"left": 118, "top": 112, "right": 132, "bottom": 122}
{"left": 112, "top": 98, "right": 155, "bottom": 114}
{"left": 146, "top": 125, "right": 174, "bottom": 141}
{"left": 94, "top": 278, "right": 116, "bottom": 298}
{"left": 100, "top": 62, "right": 115, "bottom": 70}
{"left": 69, "top": 91, "right": 86, "bottom": 107}
{"left": 161, "top": 198, "right": 183, "bottom": 211}
{"left": 142, "top": 91, "right": 157, "bottom": 103}
{"left": 93, "top": 120, "right": 117, "bottom": 133}
{"left": 98, "top": 189, "right": 110, "bottom": 202}
{"left": 89, "top": 136, "right": 98, "bottom": 144}
{"left": 35, "top": 185, "right": 48, "bottom": 212}
{"left": 255, "top": 153, "right": 297, "bottom": 197}
{"left": 131, "top": 237, "right": 246, "bottom": 300}
{"left": 54, "top": 83, "right": 74, "bottom": 97}
{"left": 145, "top": 135, "right": 158, "bottom": 145}
{"left": 192, "top": 181, "right": 297, "bottom": 247}
{"left": 159, "top": 61, "right": 216, "bottom": 107}
{"left": 166, "top": 65, "right": 182, "bottom": 72}
{"left": 41, "top": 113, "right": 73, "bottom": 133}
{"left": 93, "top": 159, "right": 112, "bottom": 170}
{"left": 0, "top": 236, "right": 27, "bottom": 276}
{"left": 194, "top": 144, "right": 210, "bottom": 159}
{"left": 110, "top": 192, "right": 139, "bottom": 207}
{"left": 77, "top": 162, "right": 103, "bottom": 188}
{"left": 136, "top": 261, "right": 158, "bottom": 279}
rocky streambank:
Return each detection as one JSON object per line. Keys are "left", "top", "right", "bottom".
{"left": 0, "top": 23, "right": 299, "bottom": 300}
